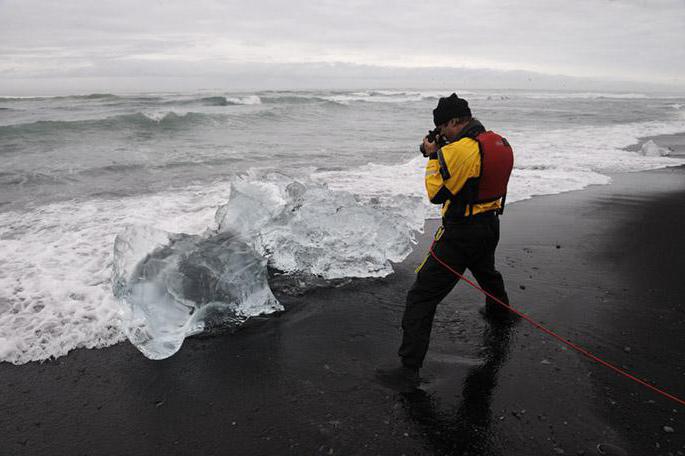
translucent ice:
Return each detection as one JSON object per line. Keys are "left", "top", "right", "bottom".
{"left": 639, "top": 139, "right": 670, "bottom": 157}
{"left": 112, "top": 225, "right": 282, "bottom": 360}
{"left": 215, "top": 175, "right": 424, "bottom": 282}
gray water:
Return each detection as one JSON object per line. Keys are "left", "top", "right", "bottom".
{"left": 2, "top": 89, "right": 683, "bottom": 212}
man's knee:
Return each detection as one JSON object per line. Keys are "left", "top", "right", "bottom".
{"left": 407, "top": 274, "right": 456, "bottom": 306}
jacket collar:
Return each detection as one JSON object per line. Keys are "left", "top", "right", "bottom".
{"left": 451, "top": 118, "right": 485, "bottom": 143}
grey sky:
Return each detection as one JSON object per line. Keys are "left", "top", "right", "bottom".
{"left": 1, "top": 0, "right": 684, "bottom": 93}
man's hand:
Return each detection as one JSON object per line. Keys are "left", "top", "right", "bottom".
{"left": 422, "top": 136, "right": 438, "bottom": 157}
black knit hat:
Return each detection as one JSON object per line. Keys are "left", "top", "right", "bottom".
{"left": 433, "top": 93, "right": 472, "bottom": 126}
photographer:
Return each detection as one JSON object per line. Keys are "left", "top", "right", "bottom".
{"left": 377, "top": 93, "right": 515, "bottom": 391}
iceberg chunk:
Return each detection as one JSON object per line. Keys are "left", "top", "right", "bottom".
{"left": 639, "top": 140, "right": 670, "bottom": 157}
{"left": 215, "top": 176, "right": 423, "bottom": 281}
{"left": 112, "top": 225, "right": 282, "bottom": 360}
{"left": 111, "top": 173, "right": 422, "bottom": 359}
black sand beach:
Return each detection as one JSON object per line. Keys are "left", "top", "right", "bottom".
{"left": 3, "top": 163, "right": 685, "bottom": 455}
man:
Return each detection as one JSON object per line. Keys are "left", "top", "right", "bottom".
{"left": 376, "top": 93, "right": 515, "bottom": 391}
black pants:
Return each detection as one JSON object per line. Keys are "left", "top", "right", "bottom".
{"left": 399, "top": 214, "right": 509, "bottom": 369}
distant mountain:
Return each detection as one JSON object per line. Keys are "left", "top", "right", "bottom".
{"left": 227, "top": 62, "right": 682, "bottom": 93}
{"left": 2, "top": 61, "right": 683, "bottom": 95}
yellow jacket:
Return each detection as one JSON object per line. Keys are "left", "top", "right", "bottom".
{"left": 425, "top": 120, "right": 502, "bottom": 219}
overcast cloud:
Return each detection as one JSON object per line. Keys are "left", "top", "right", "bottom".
{"left": 1, "top": 0, "right": 684, "bottom": 94}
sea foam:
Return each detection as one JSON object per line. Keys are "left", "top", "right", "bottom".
{"left": 0, "top": 183, "right": 230, "bottom": 364}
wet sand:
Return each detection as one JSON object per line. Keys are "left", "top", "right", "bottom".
{"left": 2, "top": 165, "right": 685, "bottom": 455}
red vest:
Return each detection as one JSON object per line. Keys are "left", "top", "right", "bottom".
{"left": 472, "top": 131, "right": 514, "bottom": 204}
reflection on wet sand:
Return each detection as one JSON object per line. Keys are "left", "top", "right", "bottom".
{"left": 402, "top": 321, "right": 515, "bottom": 455}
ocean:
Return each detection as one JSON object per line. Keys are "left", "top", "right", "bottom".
{"left": 1, "top": 89, "right": 684, "bottom": 364}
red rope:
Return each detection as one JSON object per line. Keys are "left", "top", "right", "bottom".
{"left": 428, "top": 245, "right": 685, "bottom": 407}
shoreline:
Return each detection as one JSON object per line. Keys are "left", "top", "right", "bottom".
{"left": 3, "top": 161, "right": 685, "bottom": 453}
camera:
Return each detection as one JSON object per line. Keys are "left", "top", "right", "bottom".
{"left": 419, "top": 128, "right": 446, "bottom": 156}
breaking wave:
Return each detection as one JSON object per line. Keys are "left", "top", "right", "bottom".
{"left": 320, "top": 90, "right": 446, "bottom": 104}
{"left": 167, "top": 95, "right": 262, "bottom": 106}
{"left": 0, "top": 93, "right": 121, "bottom": 102}
{"left": 520, "top": 92, "right": 656, "bottom": 100}
{"left": 260, "top": 95, "right": 332, "bottom": 104}
{"left": 0, "top": 111, "right": 217, "bottom": 135}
